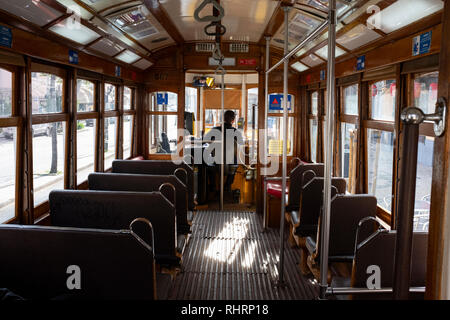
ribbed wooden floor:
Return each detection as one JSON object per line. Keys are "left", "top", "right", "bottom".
{"left": 169, "top": 210, "right": 319, "bottom": 300}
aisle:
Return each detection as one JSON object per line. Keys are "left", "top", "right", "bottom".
{"left": 169, "top": 210, "right": 319, "bottom": 300}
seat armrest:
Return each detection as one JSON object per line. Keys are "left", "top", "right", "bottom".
{"left": 305, "top": 236, "right": 317, "bottom": 255}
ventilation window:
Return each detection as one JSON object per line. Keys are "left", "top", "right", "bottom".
{"left": 196, "top": 43, "right": 215, "bottom": 52}
{"left": 107, "top": 6, "right": 159, "bottom": 40}
{"left": 229, "top": 43, "right": 249, "bottom": 53}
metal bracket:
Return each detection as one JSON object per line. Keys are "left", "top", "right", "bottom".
{"left": 400, "top": 97, "right": 447, "bottom": 137}
{"left": 215, "top": 65, "right": 226, "bottom": 75}
{"left": 194, "top": 0, "right": 225, "bottom": 22}
{"left": 212, "top": 43, "right": 224, "bottom": 62}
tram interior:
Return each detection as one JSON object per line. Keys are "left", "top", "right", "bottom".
{"left": 0, "top": 0, "right": 449, "bottom": 302}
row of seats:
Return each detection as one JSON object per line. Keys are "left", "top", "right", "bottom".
{"left": 267, "top": 160, "right": 428, "bottom": 299}
{"left": 0, "top": 159, "right": 195, "bottom": 300}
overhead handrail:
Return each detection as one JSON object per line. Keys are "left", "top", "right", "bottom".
{"left": 205, "top": 22, "right": 227, "bottom": 37}
{"left": 194, "top": 0, "right": 225, "bottom": 22}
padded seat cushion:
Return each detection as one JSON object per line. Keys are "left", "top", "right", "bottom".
{"left": 306, "top": 236, "right": 317, "bottom": 255}
{"left": 267, "top": 182, "right": 289, "bottom": 199}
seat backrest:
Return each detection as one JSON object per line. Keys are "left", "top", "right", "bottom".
{"left": 88, "top": 173, "right": 189, "bottom": 233}
{"left": 112, "top": 160, "right": 195, "bottom": 210}
{"left": 351, "top": 230, "right": 428, "bottom": 299}
{"left": 287, "top": 163, "right": 324, "bottom": 210}
{"left": 49, "top": 190, "right": 177, "bottom": 265}
{"left": 325, "top": 195, "right": 377, "bottom": 260}
{"left": 299, "top": 177, "right": 347, "bottom": 227}
{"left": 0, "top": 225, "right": 156, "bottom": 300}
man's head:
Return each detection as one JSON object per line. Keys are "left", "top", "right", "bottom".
{"left": 224, "top": 110, "right": 235, "bottom": 125}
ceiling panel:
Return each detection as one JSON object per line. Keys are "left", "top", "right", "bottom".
{"left": 301, "top": 54, "right": 323, "bottom": 67}
{"left": 0, "top": 0, "right": 63, "bottom": 27}
{"left": 315, "top": 45, "right": 346, "bottom": 60}
{"left": 49, "top": 18, "right": 101, "bottom": 45}
{"left": 56, "top": 0, "right": 94, "bottom": 20}
{"left": 89, "top": 38, "right": 124, "bottom": 56}
{"left": 161, "top": 0, "right": 278, "bottom": 42}
{"left": 133, "top": 59, "right": 154, "bottom": 70}
{"left": 337, "top": 24, "right": 382, "bottom": 51}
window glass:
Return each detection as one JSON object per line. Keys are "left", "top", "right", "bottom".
{"left": 32, "top": 122, "right": 65, "bottom": 206}
{"left": 76, "top": 80, "right": 94, "bottom": 112}
{"left": 149, "top": 115, "right": 178, "bottom": 154}
{"left": 77, "top": 119, "right": 96, "bottom": 184}
{"left": 343, "top": 84, "right": 358, "bottom": 115}
{"left": 414, "top": 135, "right": 434, "bottom": 232}
{"left": 124, "top": 87, "right": 132, "bottom": 110}
{"left": 185, "top": 87, "right": 197, "bottom": 114}
{"left": 0, "top": 127, "right": 16, "bottom": 223}
{"left": 341, "top": 122, "right": 356, "bottom": 189}
{"left": 370, "top": 80, "right": 396, "bottom": 121}
{"left": 104, "top": 117, "right": 117, "bottom": 169}
{"left": 31, "top": 73, "right": 63, "bottom": 114}
{"left": 367, "top": 129, "right": 394, "bottom": 211}
{"left": 268, "top": 93, "right": 295, "bottom": 114}
{"left": 414, "top": 71, "right": 438, "bottom": 115}
{"left": 0, "top": 68, "right": 13, "bottom": 117}
{"left": 247, "top": 88, "right": 258, "bottom": 161}
{"left": 104, "top": 84, "right": 116, "bottom": 111}
{"left": 123, "top": 115, "right": 133, "bottom": 159}
{"left": 205, "top": 109, "right": 241, "bottom": 131}
{"left": 267, "top": 116, "right": 294, "bottom": 156}
{"left": 151, "top": 92, "right": 177, "bottom": 112}
{"left": 311, "top": 91, "right": 318, "bottom": 115}
{"left": 310, "top": 118, "right": 318, "bottom": 162}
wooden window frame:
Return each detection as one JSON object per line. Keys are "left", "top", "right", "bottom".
{"left": 0, "top": 63, "right": 21, "bottom": 224}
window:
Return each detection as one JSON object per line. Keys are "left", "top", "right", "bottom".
{"left": 104, "top": 117, "right": 117, "bottom": 170}
{"left": 149, "top": 92, "right": 178, "bottom": 155}
{"left": 104, "top": 84, "right": 116, "bottom": 111}
{"left": 343, "top": 84, "right": 358, "bottom": 115}
{"left": 413, "top": 71, "right": 438, "bottom": 115}
{"left": 151, "top": 92, "right": 177, "bottom": 112}
{"left": 370, "top": 80, "right": 396, "bottom": 121}
{"left": 309, "top": 91, "right": 319, "bottom": 162}
{"left": 77, "top": 119, "right": 96, "bottom": 184}
{"left": 124, "top": 87, "right": 132, "bottom": 111}
{"left": 310, "top": 119, "right": 318, "bottom": 162}
{"left": 311, "top": 91, "right": 318, "bottom": 115}
{"left": 247, "top": 88, "right": 258, "bottom": 162}
{"left": 367, "top": 129, "right": 394, "bottom": 212}
{"left": 149, "top": 114, "right": 178, "bottom": 154}
{"left": 267, "top": 93, "right": 295, "bottom": 156}
{"left": 414, "top": 136, "right": 434, "bottom": 232}
{"left": 267, "top": 116, "right": 294, "bottom": 156}
{"left": 0, "top": 68, "right": 12, "bottom": 117}
{"left": 31, "top": 73, "right": 63, "bottom": 114}
{"left": 205, "top": 109, "right": 241, "bottom": 131}
{"left": 77, "top": 80, "right": 95, "bottom": 112}
{"left": 0, "top": 127, "right": 17, "bottom": 223}
{"left": 123, "top": 115, "right": 133, "bottom": 159}
{"left": 341, "top": 123, "right": 356, "bottom": 190}
{"left": 32, "top": 122, "right": 66, "bottom": 207}
{"left": 185, "top": 87, "right": 197, "bottom": 114}
{"left": 412, "top": 71, "right": 437, "bottom": 232}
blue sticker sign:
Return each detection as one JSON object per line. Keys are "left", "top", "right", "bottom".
{"left": 115, "top": 66, "right": 121, "bottom": 77}
{"left": 0, "top": 26, "right": 12, "bottom": 48}
{"left": 69, "top": 50, "right": 78, "bottom": 65}
{"left": 157, "top": 93, "right": 168, "bottom": 105}
{"left": 413, "top": 31, "right": 432, "bottom": 56}
{"left": 320, "top": 70, "right": 326, "bottom": 81}
{"left": 357, "top": 55, "right": 365, "bottom": 71}
{"left": 269, "top": 94, "right": 292, "bottom": 111}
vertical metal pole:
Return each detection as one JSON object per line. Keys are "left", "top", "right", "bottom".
{"left": 263, "top": 36, "right": 271, "bottom": 230}
{"left": 200, "top": 87, "right": 204, "bottom": 138}
{"left": 320, "top": 0, "right": 336, "bottom": 299}
{"left": 220, "top": 72, "right": 225, "bottom": 211}
{"left": 278, "top": 5, "right": 290, "bottom": 285}
{"left": 393, "top": 108, "right": 421, "bottom": 299}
